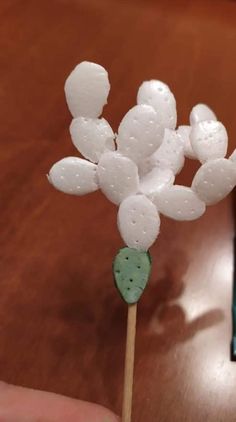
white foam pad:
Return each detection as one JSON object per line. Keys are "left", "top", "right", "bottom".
{"left": 177, "top": 125, "right": 196, "bottom": 159}
{"left": 70, "top": 117, "right": 115, "bottom": 163}
{"left": 64, "top": 62, "right": 110, "bottom": 118}
{"left": 97, "top": 152, "right": 139, "bottom": 205}
{"left": 138, "top": 157, "right": 153, "bottom": 177}
{"left": 116, "top": 104, "right": 164, "bottom": 163}
{"left": 137, "top": 80, "right": 177, "bottom": 130}
{"left": 48, "top": 157, "right": 98, "bottom": 195}
{"left": 230, "top": 149, "right": 236, "bottom": 163}
{"left": 118, "top": 195, "right": 160, "bottom": 251}
{"left": 152, "top": 185, "right": 206, "bottom": 221}
{"left": 190, "top": 120, "right": 228, "bottom": 163}
{"left": 192, "top": 158, "right": 236, "bottom": 205}
{"left": 140, "top": 129, "right": 185, "bottom": 176}
{"left": 190, "top": 104, "right": 217, "bottom": 126}
{"left": 139, "top": 167, "right": 175, "bottom": 198}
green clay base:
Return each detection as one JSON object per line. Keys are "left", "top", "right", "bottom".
{"left": 113, "top": 247, "right": 152, "bottom": 304}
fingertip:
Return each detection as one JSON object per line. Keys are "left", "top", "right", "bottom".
{"left": 0, "top": 382, "right": 120, "bottom": 422}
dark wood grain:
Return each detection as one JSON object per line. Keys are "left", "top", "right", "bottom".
{"left": 0, "top": 0, "right": 236, "bottom": 420}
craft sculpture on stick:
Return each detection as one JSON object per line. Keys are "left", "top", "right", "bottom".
{"left": 48, "top": 61, "right": 236, "bottom": 422}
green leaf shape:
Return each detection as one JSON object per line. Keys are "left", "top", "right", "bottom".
{"left": 113, "top": 247, "right": 152, "bottom": 304}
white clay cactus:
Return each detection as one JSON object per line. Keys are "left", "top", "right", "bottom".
{"left": 48, "top": 61, "right": 236, "bottom": 252}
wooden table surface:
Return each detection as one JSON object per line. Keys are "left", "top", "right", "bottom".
{"left": 0, "top": 0, "right": 236, "bottom": 420}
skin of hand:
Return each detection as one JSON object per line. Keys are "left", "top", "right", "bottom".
{"left": 0, "top": 382, "right": 119, "bottom": 422}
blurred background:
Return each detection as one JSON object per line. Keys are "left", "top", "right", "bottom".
{"left": 0, "top": 0, "right": 236, "bottom": 420}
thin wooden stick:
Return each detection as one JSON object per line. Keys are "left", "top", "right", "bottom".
{"left": 122, "top": 303, "right": 137, "bottom": 422}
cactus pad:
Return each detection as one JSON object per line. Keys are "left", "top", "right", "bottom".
{"left": 113, "top": 247, "right": 152, "bottom": 304}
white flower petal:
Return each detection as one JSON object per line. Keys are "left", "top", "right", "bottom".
{"left": 192, "top": 158, "right": 236, "bottom": 205}
{"left": 190, "top": 120, "right": 228, "bottom": 163}
{"left": 70, "top": 117, "right": 115, "bottom": 163}
{"left": 139, "top": 167, "right": 175, "bottom": 198}
{"left": 48, "top": 157, "right": 98, "bottom": 195}
{"left": 152, "top": 185, "right": 206, "bottom": 221}
{"left": 139, "top": 129, "right": 185, "bottom": 176}
{"left": 118, "top": 195, "right": 160, "bottom": 251}
{"left": 64, "top": 62, "right": 110, "bottom": 118}
{"left": 137, "top": 80, "right": 177, "bottom": 130}
{"left": 177, "top": 125, "right": 196, "bottom": 159}
{"left": 117, "top": 104, "right": 164, "bottom": 163}
{"left": 97, "top": 152, "right": 139, "bottom": 205}
{"left": 190, "top": 104, "right": 217, "bottom": 126}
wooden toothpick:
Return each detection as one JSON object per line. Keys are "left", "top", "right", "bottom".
{"left": 113, "top": 247, "right": 151, "bottom": 421}
{"left": 122, "top": 303, "right": 137, "bottom": 422}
